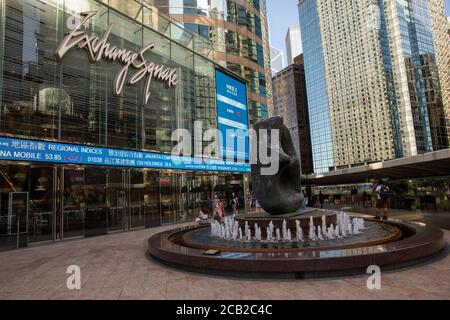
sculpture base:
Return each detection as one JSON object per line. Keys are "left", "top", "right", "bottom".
{"left": 244, "top": 207, "right": 318, "bottom": 218}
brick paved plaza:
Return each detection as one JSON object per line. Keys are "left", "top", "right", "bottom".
{"left": 0, "top": 223, "right": 448, "bottom": 300}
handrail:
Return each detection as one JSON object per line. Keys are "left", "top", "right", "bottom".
{"left": 0, "top": 168, "right": 17, "bottom": 193}
{"left": 0, "top": 168, "right": 40, "bottom": 213}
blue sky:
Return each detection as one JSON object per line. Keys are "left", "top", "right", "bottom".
{"left": 267, "top": 0, "right": 450, "bottom": 64}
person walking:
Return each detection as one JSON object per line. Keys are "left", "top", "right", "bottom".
{"left": 375, "top": 180, "right": 390, "bottom": 220}
{"left": 247, "top": 191, "right": 253, "bottom": 211}
{"left": 231, "top": 192, "right": 239, "bottom": 215}
{"left": 214, "top": 195, "right": 224, "bottom": 224}
{"left": 300, "top": 190, "right": 308, "bottom": 210}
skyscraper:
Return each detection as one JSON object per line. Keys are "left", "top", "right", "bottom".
{"left": 285, "top": 26, "right": 302, "bottom": 65}
{"left": 299, "top": 0, "right": 450, "bottom": 174}
{"left": 270, "top": 46, "right": 285, "bottom": 75}
{"left": 447, "top": 17, "right": 450, "bottom": 35}
{"left": 273, "top": 55, "right": 313, "bottom": 174}
{"left": 151, "top": 0, "right": 273, "bottom": 123}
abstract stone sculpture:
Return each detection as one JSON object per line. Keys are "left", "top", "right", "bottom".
{"left": 251, "top": 117, "right": 304, "bottom": 215}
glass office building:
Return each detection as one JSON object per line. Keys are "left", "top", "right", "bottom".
{"left": 150, "top": 0, "right": 272, "bottom": 122}
{"left": 0, "top": 0, "right": 250, "bottom": 251}
{"left": 299, "top": 0, "right": 450, "bottom": 174}
{"left": 298, "top": 0, "right": 333, "bottom": 174}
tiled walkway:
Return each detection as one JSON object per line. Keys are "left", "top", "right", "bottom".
{"left": 0, "top": 224, "right": 449, "bottom": 300}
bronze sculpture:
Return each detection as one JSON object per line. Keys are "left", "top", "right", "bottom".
{"left": 251, "top": 117, "right": 304, "bottom": 215}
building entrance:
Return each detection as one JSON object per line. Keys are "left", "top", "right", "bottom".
{"left": 62, "top": 168, "right": 159, "bottom": 239}
{"left": 0, "top": 191, "right": 28, "bottom": 250}
{"left": 0, "top": 162, "right": 246, "bottom": 251}
{"left": 1, "top": 164, "right": 53, "bottom": 249}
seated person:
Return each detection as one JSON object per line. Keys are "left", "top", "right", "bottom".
{"left": 195, "top": 208, "right": 210, "bottom": 225}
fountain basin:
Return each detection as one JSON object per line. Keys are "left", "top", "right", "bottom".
{"left": 178, "top": 221, "right": 402, "bottom": 253}
{"left": 147, "top": 212, "right": 445, "bottom": 278}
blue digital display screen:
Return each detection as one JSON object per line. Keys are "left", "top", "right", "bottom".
{"left": 215, "top": 70, "right": 249, "bottom": 161}
{"left": 0, "top": 136, "right": 250, "bottom": 173}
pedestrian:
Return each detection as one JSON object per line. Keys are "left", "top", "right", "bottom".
{"left": 195, "top": 208, "right": 210, "bottom": 226}
{"left": 214, "top": 195, "right": 224, "bottom": 224}
{"left": 304, "top": 191, "right": 309, "bottom": 208}
{"left": 300, "top": 190, "right": 308, "bottom": 210}
{"left": 231, "top": 192, "right": 239, "bottom": 215}
{"left": 255, "top": 199, "right": 261, "bottom": 211}
{"left": 252, "top": 193, "right": 257, "bottom": 209}
{"left": 247, "top": 190, "right": 253, "bottom": 210}
{"left": 375, "top": 180, "right": 390, "bottom": 220}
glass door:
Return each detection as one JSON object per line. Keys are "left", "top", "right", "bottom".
{"left": 0, "top": 193, "right": 8, "bottom": 250}
{"left": 62, "top": 167, "right": 108, "bottom": 238}
{"left": 62, "top": 168, "right": 85, "bottom": 238}
{"left": 83, "top": 168, "right": 107, "bottom": 237}
{"left": 173, "top": 173, "right": 189, "bottom": 223}
{"left": 160, "top": 173, "right": 175, "bottom": 225}
{"left": 107, "top": 169, "right": 161, "bottom": 231}
{"left": 128, "top": 170, "right": 145, "bottom": 229}
{"left": 189, "top": 174, "right": 208, "bottom": 218}
{"left": 186, "top": 174, "right": 198, "bottom": 220}
{"left": 28, "top": 166, "right": 56, "bottom": 243}
{"left": 6, "top": 192, "right": 29, "bottom": 248}
{"left": 0, "top": 165, "right": 29, "bottom": 250}
{"left": 106, "top": 168, "right": 126, "bottom": 232}
{"left": 144, "top": 170, "right": 160, "bottom": 228}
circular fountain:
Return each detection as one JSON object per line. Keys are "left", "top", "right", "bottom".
{"left": 181, "top": 212, "right": 401, "bottom": 253}
{"left": 148, "top": 209, "right": 444, "bottom": 278}
{"left": 148, "top": 117, "right": 445, "bottom": 278}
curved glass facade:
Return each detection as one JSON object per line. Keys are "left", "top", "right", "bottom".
{"left": 298, "top": 0, "right": 334, "bottom": 174}
{"left": 0, "top": 0, "right": 248, "bottom": 251}
{"left": 150, "top": 0, "right": 272, "bottom": 123}
{"left": 0, "top": 0, "right": 223, "bottom": 152}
